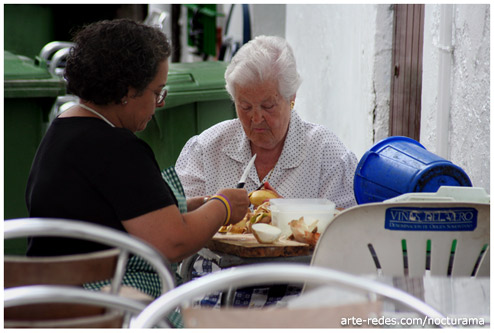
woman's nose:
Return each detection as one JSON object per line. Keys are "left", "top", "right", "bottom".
{"left": 251, "top": 108, "right": 264, "bottom": 123}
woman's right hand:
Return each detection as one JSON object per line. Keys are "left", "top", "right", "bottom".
{"left": 215, "top": 188, "right": 250, "bottom": 224}
{"left": 123, "top": 188, "right": 250, "bottom": 263}
{"left": 261, "top": 181, "right": 282, "bottom": 197}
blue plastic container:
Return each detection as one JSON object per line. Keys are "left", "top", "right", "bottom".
{"left": 354, "top": 136, "right": 472, "bottom": 204}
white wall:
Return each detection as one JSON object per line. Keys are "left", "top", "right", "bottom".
{"left": 421, "top": 4, "right": 490, "bottom": 192}
{"left": 286, "top": 4, "right": 394, "bottom": 159}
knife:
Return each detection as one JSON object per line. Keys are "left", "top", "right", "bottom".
{"left": 236, "top": 154, "right": 257, "bottom": 188}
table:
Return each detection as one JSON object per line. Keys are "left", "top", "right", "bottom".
{"left": 179, "top": 233, "right": 313, "bottom": 283}
{"left": 179, "top": 234, "right": 313, "bottom": 307}
{"left": 290, "top": 275, "right": 490, "bottom": 328}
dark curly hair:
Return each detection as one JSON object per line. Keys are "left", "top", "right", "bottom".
{"left": 65, "top": 18, "right": 171, "bottom": 105}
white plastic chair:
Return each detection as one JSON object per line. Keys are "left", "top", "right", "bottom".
{"left": 130, "top": 263, "right": 448, "bottom": 328}
{"left": 4, "top": 218, "right": 175, "bottom": 296}
{"left": 310, "top": 200, "right": 489, "bottom": 277}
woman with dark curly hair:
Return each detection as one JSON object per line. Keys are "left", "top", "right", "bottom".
{"left": 25, "top": 19, "right": 249, "bottom": 300}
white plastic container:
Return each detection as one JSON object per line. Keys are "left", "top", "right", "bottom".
{"left": 383, "top": 186, "right": 490, "bottom": 204}
{"left": 270, "top": 199, "right": 336, "bottom": 238}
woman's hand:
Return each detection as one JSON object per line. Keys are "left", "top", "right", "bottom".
{"left": 262, "top": 181, "right": 281, "bottom": 196}
{"left": 256, "top": 181, "right": 282, "bottom": 198}
{"left": 122, "top": 189, "right": 249, "bottom": 262}
{"left": 215, "top": 188, "right": 250, "bottom": 224}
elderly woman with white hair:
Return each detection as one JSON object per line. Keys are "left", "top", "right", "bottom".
{"left": 175, "top": 35, "right": 359, "bottom": 308}
{"left": 176, "top": 35, "right": 358, "bottom": 209}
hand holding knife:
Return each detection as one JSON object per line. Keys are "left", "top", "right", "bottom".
{"left": 236, "top": 154, "right": 257, "bottom": 188}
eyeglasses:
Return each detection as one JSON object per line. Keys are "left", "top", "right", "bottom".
{"left": 157, "top": 87, "right": 168, "bottom": 104}
{"left": 151, "top": 86, "right": 168, "bottom": 104}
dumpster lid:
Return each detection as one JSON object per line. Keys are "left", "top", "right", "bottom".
{"left": 4, "top": 51, "right": 53, "bottom": 80}
{"left": 4, "top": 51, "right": 66, "bottom": 98}
{"left": 167, "top": 61, "right": 228, "bottom": 91}
{"left": 163, "top": 61, "right": 231, "bottom": 109}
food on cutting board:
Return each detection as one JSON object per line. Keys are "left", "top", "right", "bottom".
{"left": 288, "top": 217, "right": 320, "bottom": 246}
{"left": 220, "top": 205, "right": 321, "bottom": 247}
{"left": 225, "top": 201, "right": 271, "bottom": 234}
{"left": 247, "top": 201, "right": 271, "bottom": 231}
{"left": 218, "top": 185, "right": 326, "bottom": 246}
{"left": 252, "top": 223, "right": 282, "bottom": 244}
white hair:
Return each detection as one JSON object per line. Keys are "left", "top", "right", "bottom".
{"left": 224, "top": 35, "right": 302, "bottom": 101}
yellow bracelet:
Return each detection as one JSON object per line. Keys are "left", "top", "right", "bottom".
{"left": 209, "top": 195, "right": 231, "bottom": 226}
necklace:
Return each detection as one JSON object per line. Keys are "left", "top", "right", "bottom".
{"left": 255, "top": 166, "right": 276, "bottom": 191}
{"left": 78, "top": 103, "right": 116, "bottom": 128}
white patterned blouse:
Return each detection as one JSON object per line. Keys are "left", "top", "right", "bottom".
{"left": 175, "top": 111, "right": 358, "bottom": 209}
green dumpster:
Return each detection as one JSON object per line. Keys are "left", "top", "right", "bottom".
{"left": 137, "top": 61, "right": 236, "bottom": 169}
{"left": 4, "top": 4, "right": 56, "bottom": 59}
{"left": 4, "top": 50, "right": 66, "bottom": 254}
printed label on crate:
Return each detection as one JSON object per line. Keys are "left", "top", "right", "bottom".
{"left": 385, "top": 207, "right": 477, "bottom": 231}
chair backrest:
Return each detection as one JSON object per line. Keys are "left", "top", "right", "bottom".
{"left": 4, "top": 218, "right": 176, "bottom": 328}
{"left": 310, "top": 201, "right": 490, "bottom": 277}
{"left": 4, "top": 218, "right": 175, "bottom": 294}
{"left": 130, "top": 263, "right": 448, "bottom": 328}
{"left": 4, "top": 285, "right": 147, "bottom": 328}
{"left": 5, "top": 248, "right": 120, "bottom": 288}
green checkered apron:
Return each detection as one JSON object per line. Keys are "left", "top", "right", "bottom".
{"left": 161, "top": 166, "right": 187, "bottom": 214}
{"left": 84, "top": 166, "right": 186, "bottom": 327}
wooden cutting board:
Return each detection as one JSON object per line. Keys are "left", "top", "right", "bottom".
{"left": 205, "top": 233, "right": 311, "bottom": 258}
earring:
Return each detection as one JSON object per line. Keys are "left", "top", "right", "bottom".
{"left": 122, "top": 100, "right": 128, "bottom": 105}
{"left": 290, "top": 101, "right": 295, "bottom": 110}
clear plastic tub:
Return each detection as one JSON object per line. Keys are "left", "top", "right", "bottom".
{"left": 270, "top": 199, "right": 336, "bottom": 238}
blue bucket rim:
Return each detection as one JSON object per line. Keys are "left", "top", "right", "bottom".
{"left": 354, "top": 136, "right": 425, "bottom": 180}
{"left": 369, "top": 136, "right": 425, "bottom": 153}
